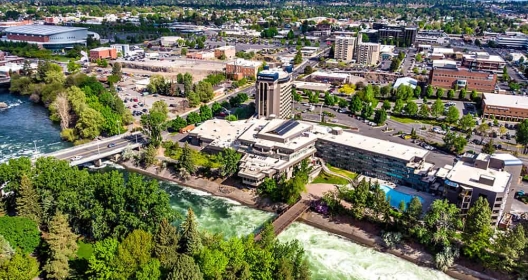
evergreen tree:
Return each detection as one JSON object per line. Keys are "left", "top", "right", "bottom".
{"left": 153, "top": 219, "right": 180, "bottom": 268}
{"left": 179, "top": 208, "right": 201, "bottom": 256}
{"left": 16, "top": 175, "right": 42, "bottom": 225}
{"left": 44, "top": 212, "right": 79, "bottom": 280}
{"left": 462, "top": 197, "right": 493, "bottom": 261}
{"left": 167, "top": 254, "right": 203, "bottom": 280}
{"left": 405, "top": 196, "right": 423, "bottom": 222}
{"left": 179, "top": 143, "right": 196, "bottom": 175}
{"left": 258, "top": 222, "right": 276, "bottom": 250}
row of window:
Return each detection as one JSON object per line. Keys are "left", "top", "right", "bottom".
{"left": 433, "top": 73, "right": 491, "bottom": 81}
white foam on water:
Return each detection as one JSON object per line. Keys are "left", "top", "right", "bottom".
{"left": 278, "top": 223, "right": 454, "bottom": 280}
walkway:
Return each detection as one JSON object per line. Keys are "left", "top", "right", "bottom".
{"left": 254, "top": 199, "right": 311, "bottom": 241}
{"left": 316, "top": 157, "right": 355, "bottom": 186}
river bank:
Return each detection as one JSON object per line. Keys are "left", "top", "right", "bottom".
{"left": 119, "top": 160, "right": 497, "bottom": 280}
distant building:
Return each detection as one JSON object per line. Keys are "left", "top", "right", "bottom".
{"left": 334, "top": 36, "right": 356, "bottom": 62}
{"left": 186, "top": 51, "right": 215, "bottom": 60}
{"left": 462, "top": 52, "right": 506, "bottom": 72}
{"left": 160, "top": 36, "right": 183, "bottom": 47}
{"left": 393, "top": 77, "right": 417, "bottom": 89}
{"left": 482, "top": 93, "right": 528, "bottom": 121}
{"left": 309, "top": 71, "right": 350, "bottom": 84}
{"left": 429, "top": 67, "right": 497, "bottom": 93}
{"left": 89, "top": 47, "right": 117, "bottom": 61}
{"left": 255, "top": 67, "right": 293, "bottom": 119}
{"left": 495, "top": 35, "right": 528, "bottom": 49}
{"left": 373, "top": 23, "right": 417, "bottom": 47}
{"left": 226, "top": 59, "right": 261, "bottom": 80}
{"left": 110, "top": 44, "right": 130, "bottom": 57}
{"left": 0, "top": 20, "right": 32, "bottom": 31}
{"left": 357, "top": 43, "right": 380, "bottom": 65}
{"left": 214, "top": 45, "right": 236, "bottom": 59}
{"left": 4, "top": 25, "right": 87, "bottom": 50}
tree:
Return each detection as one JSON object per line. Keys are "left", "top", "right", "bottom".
{"left": 167, "top": 254, "right": 203, "bottom": 280}
{"left": 516, "top": 119, "right": 528, "bottom": 146}
{"left": 361, "top": 105, "right": 374, "bottom": 119}
{"left": 477, "top": 123, "right": 490, "bottom": 139}
{"left": 380, "top": 85, "right": 391, "bottom": 97}
{"left": 338, "top": 98, "right": 348, "bottom": 108}
{"left": 393, "top": 99, "right": 404, "bottom": 114}
{"left": 153, "top": 219, "right": 180, "bottom": 268}
{"left": 186, "top": 112, "right": 201, "bottom": 125}
{"left": 114, "top": 230, "right": 154, "bottom": 280}
{"left": 458, "top": 114, "right": 476, "bottom": 132}
{"left": 426, "top": 86, "right": 434, "bottom": 98}
{"left": 0, "top": 250, "right": 39, "bottom": 280}
{"left": 447, "top": 89, "right": 455, "bottom": 99}
{"left": 293, "top": 50, "right": 303, "bottom": 65}
{"left": 199, "top": 105, "right": 212, "bottom": 121}
{"left": 413, "top": 86, "right": 422, "bottom": 98}
{"left": 324, "top": 92, "right": 335, "bottom": 106}
{"left": 482, "top": 139, "right": 496, "bottom": 155}
{"left": 348, "top": 95, "right": 363, "bottom": 113}
{"left": 179, "top": 208, "right": 201, "bottom": 256}
{"left": 0, "top": 235, "right": 14, "bottom": 260}
{"left": 219, "top": 148, "right": 241, "bottom": 177}
{"left": 436, "top": 88, "right": 444, "bottom": 99}
{"left": 67, "top": 60, "right": 80, "bottom": 74}
{"left": 445, "top": 106, "right": 460, "bottom": 124}
{"left": 194, "top": 81, "right": 214, "bottom": 103}
{"left": 211, "top": 102, "right": 223, "bottom": 116}
{"left": 141, "top": 112, "right": 166, "bottom": 148}
{"left": 0, "top": 217, "right": 40, "bottom": 254}
{"left": 404, "top": 101, "right": 419, "bottom": 116}
{"left": 494, "top": 225, "right": 526, "bottom": 272}
{"left": 382, "top": 100, "right": 391, "bottom": 111}
{"left": 181, "top": 48, "right": 188, "bottom": 56}
{"left": 112, "top": 62, "right": 122, "bottom": 80}
{"left": 418, "top": 104, "right": 430, "bottom": 118}
{"left": 179, "top": 144, "right": 196, "bottom": 175}
{"left": 44, "top": 212, "right": 79, "bottom": 280}
{"left": 76, "top": 107, "right": 104, "bottom": 139}
{"left": 151, "top": 101, "right": 169, "bottom": 121}
{"left": 225, "top": 115, "right": 237, "bottom": 121}
{"left": 187, "top": 91, "right": 200, "bottom": 108}
{"left": 405, "top": 196, "right": 423, "bottom": 222}
{"left": 470, "top": 90, "right": 478, "bottom": 101}
{"left": 459, "top": 89, "right": 467, "bottom": 100}
{"left": 16, "top": 175, "right": 42, "bottom": 225}
{"left": 462, "top": 197, "right": 493, "bottom": 261}
{"left": 374, "top": 109, "right": 387, "bottom": 125}
{"left": 87, "top": 238, "right": 119, "bottom": 279}
{"left": 390, "top": 58, "right": 401, "bottom": 72}
{"left": 423, "top": 199, "right": 462, "bottom": 247}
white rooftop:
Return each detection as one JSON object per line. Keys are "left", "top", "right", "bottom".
{"left": 463, "top": 53, "right": 505, "bottom": 63}
{"left": 310, "top": 71, "right": 349, "bottom": 79}
{"left": 432, "top": 47, "right": 454, "bottom": 54}
{"left": 483, "top": 93, "right": 528, "bottom": 110}
{"left": 445, "top": 161, "right": 511, "bottom": 193}
{"left": 5, "top": 25, "right": 87, "bottom": 35}
{"left": 293, "top": 81, "right": 332, "bottom": 92}
{"left": 228, "top": 58, "right": 261, "bottom": 67}
{"left": 393, "top": 77, "right": 417, "bottom": 89}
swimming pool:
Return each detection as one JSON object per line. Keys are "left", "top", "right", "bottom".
{"left": 379, "top": 185, "right": 424, "bottom": 209}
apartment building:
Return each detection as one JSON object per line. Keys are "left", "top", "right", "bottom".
{"left": 429, "top": 67, "right": 497, "bottom": 93}
{"left": 357, "top": 43, "right": 381, "bottom": 65}
{"left": 214, "top": 45, "right": 236, "bottom": 59}
{"left": 334, "top": 36, "right": 356, "bottom": 62}
{"left": 437, "top": 153, "right": 522, "bottom": 226}
{"left": 372, "top": 24, "right": 417, "bottom": 47}
{"left": 462, "top": 52, "right": 506, "bottom": 72}
{"left": 255, "top": 67, "right": 293, "bottom": 119}
{"left": 482, "top": 93, "right": 528, "bottom": 121}
{"left": 226, "top": 59, "right": 261, "bottom": 80}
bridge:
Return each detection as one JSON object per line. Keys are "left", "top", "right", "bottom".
{"left": 42, "top": 132, "right": 146, "bottom": 166}
{"left": 255, "top": 199, "right": 311, "bottom": 241}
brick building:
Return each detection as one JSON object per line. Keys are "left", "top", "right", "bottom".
{"left": 89, "top": 47, "right": 118, "bottom": 61}
{"left": 482, "top": 93, "right": 528, "bottom": 121}
{"left": 226, "top": 59, "right": 262, "bottom": 80}
{"left": 429, "top": 67, "right": 497, "bottom": 93}
{"left": 214, "top": 46, "right": 236, "bottom": 59}
{"left": 462, "top": 52, "right": 506, "bottom": 72}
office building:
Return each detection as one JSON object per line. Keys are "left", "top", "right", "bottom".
{"left": 437, "top": 153, "right": 522, "bottom": 226}
{"left": 373, "top": 24, "right": 417, "bottom": 47}
{"left": 160, "top": 36, "right": 183, "bottom": 47}
{"left": 495, "top": 36, "right": 528, "bottom": 49}
{"left": 4, "top": 25, "right": 87, "bottom": 50}
{"left": 429, "top": 67, "right": 497, "bottom": 93}
{"left": 186, "top": 51, "right": 215, "bottom": 60}
{"left": 255, "top": 67, "right": 293, "bottom": 119}
{"left": 357, "top": 43, "right": 380, "bottom": 65}
{"left": 482, "top": 93, "right": 528, "bottom": 121}
{"left": 89, "top": 47, "right": 117, "bottom": 61}
{"left": 214, "top": 45, "right": 236, "bottom": 59}
{"left": 309, "top": 71, "right": 350, "bottom": 84}
{"left": 334, "top": 36, "right": 356, "bottom": 62}
{"left": 110, "top": 44, "right": 130, "bottom": 57}
{"left": 226, "top": 59, "right": 261, "bottom": 80}
{"left": 462, "top": 52, "right": 506, "bottom": 72}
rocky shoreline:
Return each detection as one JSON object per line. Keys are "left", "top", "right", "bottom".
{"left": 120, "top": 161, "right": 497, "bottom": 280}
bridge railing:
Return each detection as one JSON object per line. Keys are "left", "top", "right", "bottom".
{"left": 68, "top": 143, "right": 142, "bottom": 166}
{"left": 44, "top": 132, "right": 143, "bottom": 158}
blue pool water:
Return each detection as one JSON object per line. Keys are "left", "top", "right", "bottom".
{"left": 380, "top": 185, "right": 424, "bottom": 209}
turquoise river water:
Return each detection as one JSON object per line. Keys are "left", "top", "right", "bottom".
{"left": 0, "top": 91, "right": 453, "bottom": 280}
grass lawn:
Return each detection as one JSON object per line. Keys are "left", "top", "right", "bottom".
{"left": 312, "top": 172, "right": 349, "bottom": 185}
{"left": 76, "top": 240, "right": 94, "bottom": 260}
{"left": 165, "top": 147, "right": 222, "bottom": 168}
{"left": 326, "top": 164, "right": 357, "bottom": 180}
{"left": 389, "top": 115, "right": 441, "bottom": 126}
{"left": 317, "top": 121, "right": 350, "bottom": 129}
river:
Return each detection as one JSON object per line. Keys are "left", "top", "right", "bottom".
{"left": 0, "top": 91, "right": 453, "bottom": 280}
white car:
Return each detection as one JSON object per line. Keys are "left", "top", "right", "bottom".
{"left": 70, "top": 155, "right": 83, "bottom": 161}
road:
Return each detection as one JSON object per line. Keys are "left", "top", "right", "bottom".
{"left": 54, "top": 134, "right": 146, "bottom": 162}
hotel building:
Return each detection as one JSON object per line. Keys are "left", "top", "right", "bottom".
{"left": 255, "top": 67, "right": 293, "bottom": 119}
{"left": 334, "top": 36, "right": 356, "bottom": 62}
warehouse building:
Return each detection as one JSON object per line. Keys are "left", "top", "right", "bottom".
{"left": 3, "top": 25, "right": 87, "bottom": 50}
{"left": 89, "top": 47, "right": 117, "bottom": 61}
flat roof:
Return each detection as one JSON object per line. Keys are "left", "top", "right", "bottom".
{"left": 393, "top": 77, "right": 417, "bottom": 89}
{"left": 432, "top": 47, "right": 454, "bottom": 54}
{"left": 445, "top": 161, "right": 511, "bottom": 193}
{"left": 293, "top": 81, "right": 332, "bottom": 92}
{"left": 5, "top": 25, "right": 87, "bottom": 35}
{"left": 311, "top": 71, "right": 349, "bottom": 79}
{"left": 483, "top": 93, "right": 528, "bottom": 110}
{"left": 228, "top": 58, "right": 261, "bottom": 67}
{"left": 316, "top": 127, "right": 429, "bottom": 162}
{"left": 463, "top": 53, "right": 505, "bottom": 63}
{"left": 189, "top": 119, "right": 254, "bottom": 149}
{"left": 90, "top": 47, "right": 114, "bottom": 51}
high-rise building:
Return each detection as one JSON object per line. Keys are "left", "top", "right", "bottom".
{"left": 255, "top": 67, "right": 293, "bottom": 119}
{"left": 357, "top": 43, "right": 381, "bottom": 65}
{"left": 334, "top": 36, "right": 356, "bottom": 62}
{"left": 373, "top": 24, "right": 417, "bottom": 47}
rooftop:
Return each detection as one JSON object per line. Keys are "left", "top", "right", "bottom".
{"left": 445, "top": 161, "right": 511, "bottom": 193}
{"left": 90, "top": 47, "right": 114, "bottom": 51}
{"left": 463, "top": 53, "right": 505, "bottom": 63}
{"left": 432, "top": 47, "right": 454, "bottom": 54}
{"left": 393, "top": 77, "right": 417, "bottom": 89}
{"left": 5, "top": 25, "right": 87, "bottom": 35}
{"left": 258, "top": 68, "right": 291, "bottom": 80}
{"left": 189, "top": 119, "right": 254, "bottom": 149}
{"left": 483, "top": 93, "right": 528, "bottom": 110}
{"left": 310, "top": 71, "right": 349, "bottom": 79}
{"left": 215, "top": 45, "right": 235, "bottom": 50}
{"left": 293, "top": 81, "right": 332, "bottom": 92}
{"left": 228, "top": 58, "right": 261, "bottom": 67}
